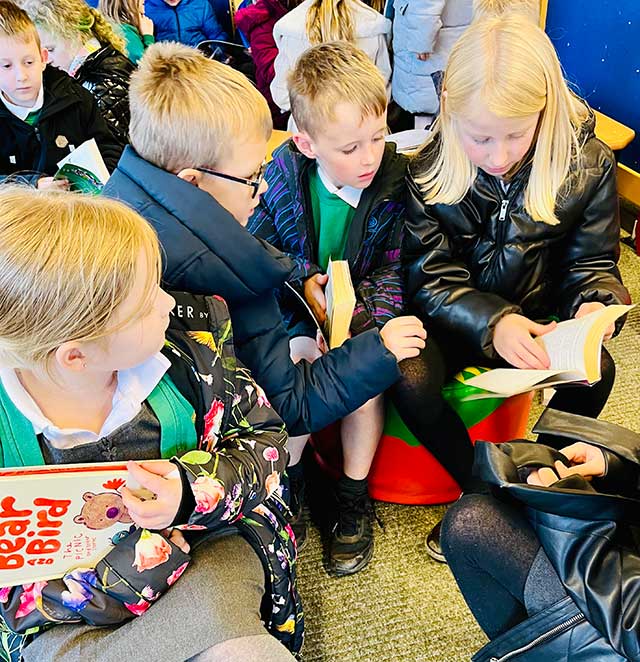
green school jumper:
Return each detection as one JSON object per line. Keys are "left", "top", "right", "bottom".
{"left": 308, "top": 167, "right": 356, "bottom": 271}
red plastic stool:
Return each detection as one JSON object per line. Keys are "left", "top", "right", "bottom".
{"left": 310, "top": 367, "right": 534, "bottom": 505}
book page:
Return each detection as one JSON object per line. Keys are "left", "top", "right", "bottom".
{"left": 538, "top": 304, "right": 633, "bottom": 382}
{"left": 536, "top": 315, "right": 592, "bottom": 374}
{"left": 465, "top": 304, "right": 633, "bottom": 396}
{"left": 55, "top": 139, "right": 110, "bottom": 193}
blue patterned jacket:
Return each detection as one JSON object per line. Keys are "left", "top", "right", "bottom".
{"left": 248, "top": 140, "right": 408, "bottom": 334}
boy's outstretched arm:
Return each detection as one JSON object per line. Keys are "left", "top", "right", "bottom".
{"left": 232, "top": 292, "right": 404, "bottom": 436}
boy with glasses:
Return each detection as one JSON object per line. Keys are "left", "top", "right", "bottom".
{"left": 103, "top": 42, "right": 426, "bottom": 550}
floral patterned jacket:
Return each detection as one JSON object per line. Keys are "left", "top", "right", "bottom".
{"left": 0, "top": 293, "right": 303, "bottom": 661}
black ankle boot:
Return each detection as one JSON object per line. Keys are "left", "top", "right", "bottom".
{"left": 287, "top": 464, "right": 308, "bottom": 551}
{"left": 329, "top": 477, "right": 374, "bottom": 576}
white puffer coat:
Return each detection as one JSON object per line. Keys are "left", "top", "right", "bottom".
{"left": 391, "top": 0, "right": 472, "bottom": 114}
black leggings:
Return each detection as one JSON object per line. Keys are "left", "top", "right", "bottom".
{"left": 388, "top": 339, "right": 475, "bottom": 489}
{"left": 441, "top": 493, "right": 567, "bottom": 639}
{"left": 389, "top": 335, "right": 616, "bottom": 489}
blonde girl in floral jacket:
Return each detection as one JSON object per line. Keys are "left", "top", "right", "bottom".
{"left": 0, "top": 190, "right": 301, "bottom": 662}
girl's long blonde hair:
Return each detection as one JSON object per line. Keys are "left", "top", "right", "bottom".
{"left": 0, "top": 188, "right": 161, "bottom": 373}
{"left": 414, "top": 15, "right": 587, "bottom": 225}
{"left": 18, "top": 0, "right": 126, "bottom": 54}
{"left": 98, "top": 0, "right": 142, "bottom": 34}
{"left": 305, "top": 0, "right": 356, "bottom": 44}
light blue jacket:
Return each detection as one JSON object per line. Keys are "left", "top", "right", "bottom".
{"left": 391, "top": 0, "right": 472, "bottom": 113}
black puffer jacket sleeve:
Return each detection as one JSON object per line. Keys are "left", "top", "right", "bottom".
{"left": 554, "top": 145, "right": 631, "bottom": 322}
{"left": 402, "top": 175, "right": 520, "bottom": 357}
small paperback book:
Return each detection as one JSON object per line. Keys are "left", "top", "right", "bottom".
{"left": 325, "top": 259, "right": 356, "bottom": 349}
{"left": 54, "top": 138, "right": 110, "bottom": 194}
{"left": 0, "top": 462, "right": 152, "bottom": 587}
{"left": 463, "top": 304, "right": 634, "bottom": 399}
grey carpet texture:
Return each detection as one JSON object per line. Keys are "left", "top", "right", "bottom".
{"left": 295, "top": 237, "right": 640, "bottom": 661}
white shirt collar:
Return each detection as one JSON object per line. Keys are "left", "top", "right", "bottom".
{"left": 0, "top": 352, "right": 170, "bottom": 450}
{"left": 317, "top": 165, "right": 363, "bottom": 208}
{"left": 1, "top": 84, "right": 44, "bottom": 121}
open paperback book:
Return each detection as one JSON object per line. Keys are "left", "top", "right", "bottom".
{"left": 54, "top": 138, "right": 110, "bottom": 194}
{"left": 463, "top": 304, "right": 633, "bottom": 400}
{"left": 0, "top": 461, "right": 158, "bottom": 587}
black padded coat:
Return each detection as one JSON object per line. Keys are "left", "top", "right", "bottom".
{"left": 472, "top": 409, "right": 640, "bottom": 662}
{"left": 75, "top": 45, "right": 134, "bottom": 147}
{"left": 403, "top": 112, "right": 631, "bottom": 359}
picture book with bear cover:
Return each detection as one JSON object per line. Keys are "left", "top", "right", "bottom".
{"left": 0, "top": 462, "right": 155, "bottom": 587}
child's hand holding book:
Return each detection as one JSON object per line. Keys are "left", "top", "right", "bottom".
{"left": 493, "top": 313, "right": 558, "bottom": 369}
{"left": 121, "top": 460, "right": 182, "bottom": 530}
{"left": 303, "top": 273, "right": 328, "bottom": 325}
{"left": 575, "top": 302, "right": 614, "bottom": 340}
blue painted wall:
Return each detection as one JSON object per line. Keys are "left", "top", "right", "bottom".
{"left": 545, "top": 1, "right": 640, "bottom": 170}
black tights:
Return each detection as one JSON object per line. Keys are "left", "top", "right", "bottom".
{"left": 441, "top": 494, "right": 566, "bottom": 639}
{"left": 389, "top": 339, "right": 475, "bottom": 489}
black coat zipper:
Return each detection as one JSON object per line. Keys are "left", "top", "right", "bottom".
{"left": 489, "top": 613, "right": 586, "bottom": 662}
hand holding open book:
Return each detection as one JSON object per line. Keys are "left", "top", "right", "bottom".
{"left": 465, "top": 304, "right": 633, "bottom": 399}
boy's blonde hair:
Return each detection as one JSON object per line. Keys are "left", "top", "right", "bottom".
{"left": 289, "top": 41, "right": 387, "bottom": 138}
{"left": 472, "top": 0, "right": 540, "bottom": 23}
{"left": 18, "top": 0, "right": 126, "bottom": 55}
{"left": 0, "top": 1, "right": 40, "bottom": 47}
{"left": 413, "top": 15, "right": 587, "bottom": 225}
{"left": 0, "top": 188, "right": 161, "bottom": 373}
{"left": 130, "top": 42, "right": 272, "bottom": 173}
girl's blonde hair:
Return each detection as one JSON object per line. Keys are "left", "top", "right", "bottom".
{"left": 98, "top": 0, "right": 142, "bottom": 34}
{"left": 18, "top": 0, "right": 126, "bottom": 54}
{"left": 413, "top": 15, "right": 587, "bottom": 225}
{"left": 0, "top": 188, "right": 161, "bottom": 373}
{"left": 305, "top": 0, "right": 356, "bottom": 44}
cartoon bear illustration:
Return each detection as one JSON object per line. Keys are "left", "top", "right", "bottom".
{"left": 73, "top": 491, "right": 133, "bottom": 530}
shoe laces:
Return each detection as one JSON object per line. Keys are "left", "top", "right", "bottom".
{"left": 336, "top": 492, "right": 383, "bottom": 535}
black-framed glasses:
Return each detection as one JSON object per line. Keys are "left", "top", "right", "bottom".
{"left": 196, "top": 161, "right": 267, "bottom": 198}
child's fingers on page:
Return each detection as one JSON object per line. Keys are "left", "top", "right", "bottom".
{"left": 127, "top": 460, "right": 168, "bottom": 493}
{"left": 137, "top": 460, "right": 176, "bottom": 476}
{"left": 521, "top": 339, "right": 549, "bottom": 369}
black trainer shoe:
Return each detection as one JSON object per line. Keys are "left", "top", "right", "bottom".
{"left": 329, "top": 489, "right": 374, "bottom": 576}
{"left": 288, "top": 471, "right": 308, "bottom": 552}
{"left": 425, "top": 520, "right": 446, "bottom": 563}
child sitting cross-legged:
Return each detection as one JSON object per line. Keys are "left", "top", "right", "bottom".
{"left": 0, "top": 1, "right": 122, "bottom": 187}
{"left": 249, "top": 41, "right": 415, "bottom": 576}
{"left": 0, "top": 189, "right": 299, "bottom": 662}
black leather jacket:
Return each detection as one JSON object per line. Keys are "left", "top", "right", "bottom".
{"left": 75, "top": 46, "right": 134, "bottom": 147}
{"left": 403, "top": 114, "right": 631, "bottom": 358}
{"left": 473, "top": 409, "right": 640, "bottom": 662}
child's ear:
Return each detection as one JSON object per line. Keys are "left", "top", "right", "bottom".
{"left": 175, "top": 168, "right": 204, "bottom": 188}
{"left": 40, "top": 48, "right": 48, "bottom": 64}
{"left": 54, "top": 343, "right": 88, "bottom": 373}
{"left": 292, "top": 132, "right": 317, "bottom": 160}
